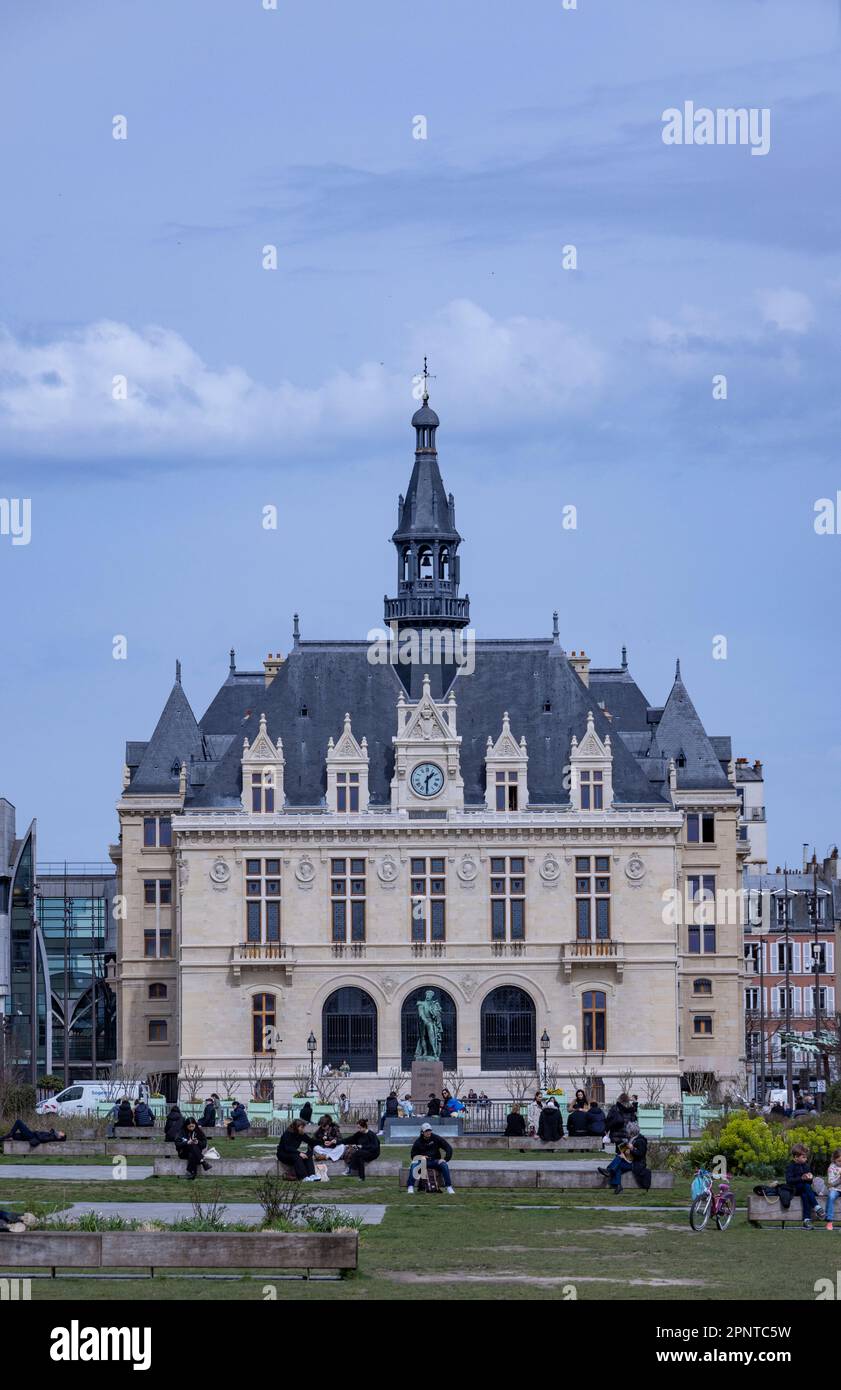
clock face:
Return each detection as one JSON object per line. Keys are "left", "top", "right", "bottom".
{"left": 410, "top": 762, "right": 445, "bottom": 798}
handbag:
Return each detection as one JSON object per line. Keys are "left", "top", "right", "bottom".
{"left": 204, "top": 1146, "right": 220, "bottom": 1161}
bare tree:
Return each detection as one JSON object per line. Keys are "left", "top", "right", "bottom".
{"left": 248, "top": 1056, "right": 275, "bottom": 1102}
{"left": 101, "top": 1063, "right": 144, "bottom": 1103}
{"left": 683, "top": 1070, "right": 715, "bottom": 1097}
{"left": 180, "top": 1064, "right": 206, "bottom": 1105}
{"left": 569, "top": 1065, "right": 601, "bottom": 1100}
{"left": 386, "top": 1067, "right": 408, "bottom": 1096}
{"left": 639, "top": 1075, "right": 667, "bottom": 1105}
{"left": 217, "top": 1068, "right": 240, "bottom": 1101}
{"left": 291, "top": 1065, "right": 312, "bottom": 1097}
{"left": 444, "top": 1068, "right": 465, "bottom": 1098}
{"left": 505, "top": 1068, "right": 537, "bottom": 1103}
{"left": 618, "top": 1069, "right": 635, "bottom": 1096}
{"left": 146, "top": 1071, "right": 164, "bottom": 1098}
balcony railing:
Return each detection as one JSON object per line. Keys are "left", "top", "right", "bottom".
{"left": 490, "top": 940, "right": 527, "bottom": 957}
{"left": 331, "top": 942, "right": 367, "bottom": 958}
{"left": 561, "top": 939, "right": 624, "bottom": 978}
{"left": 231, "top": 942, "right": 294, "bottom": 978}
{"left": 410, "top": 942, "right": 447, "bottom": 958}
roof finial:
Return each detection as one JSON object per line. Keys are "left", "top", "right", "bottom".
{"left": 422, "top": 355, "right": 430, "bottom": 402}
{"left": 293, "top": 613, "right": 300, "bottom": 646}
{"left": 229, "top": 648, "right": 236, "bottom": 674}
{"left": 175, "top": 658, "right": 181, "bottom": 685}
{"left": 675, "top": 657, "right": 681, "bottom": 681}
{"left": 621, "top": 645, "right": 627, "bottom": 670}
{"left": 552, "top": 611, "right": 559, "bottom": 641}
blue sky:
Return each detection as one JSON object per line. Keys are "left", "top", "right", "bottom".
{"left": 0, "top": 0, "right": 839, "bottom": 864}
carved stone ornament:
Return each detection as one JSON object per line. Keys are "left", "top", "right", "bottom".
{"left": 539, "top": 853, "right": 561, "bottom": 883}
{"left": 295, "top": 856, "right": 316, "bottom": 888}
{"left": 377, "top": 854, "right": 399, "bottom": 887}
{"left": 209, "top": 857, "right": 230, "bottom": 890}
{"left": 380, "top": 974, "right": 400, "bottom": 1000}
{"left": 457, "top": 854, "right": 479, "bottom": 886}
{"left": 625, "top": 852, "right": 646, "bottom": 886}
{"left": 460, "top": 972, "right": 478, "bottom": 1001}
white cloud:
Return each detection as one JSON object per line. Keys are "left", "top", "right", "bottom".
{"left": 756, "top": 287, "right": 815, "bottom": 334}
{"left": 0, "top": 301, "right": 605, "bottom": 460}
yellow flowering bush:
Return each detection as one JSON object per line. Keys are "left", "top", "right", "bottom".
{"left": 690, "top": 1113, "right": 841, "bottom": 1175}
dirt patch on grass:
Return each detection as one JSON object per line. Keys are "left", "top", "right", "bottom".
{"left": 385, "top": 1272, "right": 706, "bottom": 1288}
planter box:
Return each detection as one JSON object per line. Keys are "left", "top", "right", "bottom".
{"left": 637, "top": 1107, "right": 665, "bottom": 1138}
{"left": 0, "top": 1230, "right": 358, "bottom": 1275}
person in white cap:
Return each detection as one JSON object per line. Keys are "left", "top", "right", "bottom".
{"left": 407, "top": 1121, "right": 455, "bottom": 1194}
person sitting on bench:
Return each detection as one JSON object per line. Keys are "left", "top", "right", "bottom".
{"left": 505, "top": 1104, "right": 527, "bottom": 1137}
{"left": 785, "top": 1143, "right": 825, "bottom": 1229}
{"left": 598, "top": 1142, "right": 633, "bottom": 1193}
{"left": 0, "top": 1119, "right": 66, "bottom": 1148}
{"left": 176, "top": 1119, "right": 210, "bottom": 1180}
{"left": 343, "top": 1118, "right": 381, "bottom": 1180}
{"left": 566, "top": 1105, "right": 590, "bottom": 1138}
{"left": 226, "top": 1101, "right": 250, "bottom": 1139}
{"left": 538, "top": 1097, "right": 564, "bottom": 1142}
{"left": 407, "top": 1122, "right": 454, "bottom": 1194}
{"left": 276, "top": 1118, "right": 319, "bottom": 1181}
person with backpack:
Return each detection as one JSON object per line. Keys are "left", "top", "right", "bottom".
{"left": 407, "top": 1122, "right": 455, "bottom": 1194}
{"left": 538, "top": 1097, "right": 564, "bottom": 1142}
{"left": 343, "top": 1117, "right": 380, "bottom": 1180}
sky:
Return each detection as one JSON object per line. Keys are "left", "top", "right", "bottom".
{"left": 0, "top": 0, "right": 839, "bottom": 865}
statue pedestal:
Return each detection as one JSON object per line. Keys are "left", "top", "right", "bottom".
{"left": 411, "top": 1059, "right": 444, "bottom": 1105}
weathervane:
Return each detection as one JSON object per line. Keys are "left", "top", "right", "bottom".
{"left": 421, "top": 355, "right": 435, "bottom": 401}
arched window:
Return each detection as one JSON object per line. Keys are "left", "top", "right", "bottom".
{"left": 693, "top": 978, "right": 713, "bottom": 995}
{"left": 418, "top": 545, "right": 433, "bottom": 581}
{"left": 252, "top": 992, "right": 277, "bottom": 1054}
{"left": 322, "top": 987, "right": 378, "bottom": 1071}
{"left": 401, "top": 987, "right": 457, "bottom": 1069}
{"left": 402, "top": 546, "right": 411, "bottom": 582}
{"left": 439, "top": 546, "right": 449, "bottom": 581}
{"left": 582, "top": 990, "right": 606, "bottom": 1052}
{"left": 148, "top": 982, "right": 167, "bottom": 1000}
{"left": 480, "top": 986, "right": 535, "bottom": 1070}
{"left": 148, "top": 1019, "right": 167, "bottom": 1042}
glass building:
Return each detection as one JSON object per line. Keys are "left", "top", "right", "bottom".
{"left": 36, "top": 864, "right": 117, "bottom": 1080}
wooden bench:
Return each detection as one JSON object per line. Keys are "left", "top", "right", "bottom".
{"left": 747, "top": 1194, "right": 805, "bottom": 1227}
{"left": 0, "top": 1230, "right": 357, "bottom": 1278}
{"left": 398, "top": 1163, "right": 674, "bottom": 1190}
{"left": 2, "top": 1141, "right": 106, "bottom": 1157}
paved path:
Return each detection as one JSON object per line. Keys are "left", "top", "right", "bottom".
{"left": 53, "top": 1201, "right": 385, "bottom": 1225}
{"left": 0, "top": 1165, "right": 154, "bottom": 1181}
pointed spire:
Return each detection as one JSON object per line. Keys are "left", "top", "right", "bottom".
{"left": 175, "top": 658, "right": 181, "bottom": 685}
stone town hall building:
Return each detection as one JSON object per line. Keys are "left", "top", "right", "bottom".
{"left": 112, "top": 389, "right": 747, "bottom": 1102}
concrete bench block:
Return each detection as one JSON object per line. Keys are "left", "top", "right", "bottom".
{"left": 2, "top": 1141, "right": 106, "bottom": 1157}
{"left": 538, "top": 1168, "right": 673, "bottom": 1190}
{"left": 113, "top": 1126, "right": 267, "bottom": 1140}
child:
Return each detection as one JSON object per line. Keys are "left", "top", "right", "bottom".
{"left": 825, "top": 1148, "right": 841, "bottom": 1231}
{"left": 785, "top": 1143, "right": 825, "bottom": 1229}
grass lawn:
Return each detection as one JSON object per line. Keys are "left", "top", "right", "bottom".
{"left": 2, "top": 1151, "right": 838, "bottom": 1301}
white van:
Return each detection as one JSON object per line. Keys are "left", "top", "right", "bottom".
{"left": 36, "top": 1081, "right": 147, "bottom": 1116}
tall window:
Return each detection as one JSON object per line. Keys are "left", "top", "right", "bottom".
{"left": 494, "top": 771, "right": 519, "bottom": 811}
{"left": 245, "top": 858, "right": 281, "bottom": 942}
{"left": 686, "top": 813, "right": 715, "bottom": 844}
{"left": 745, "top": 987, "right": 760, "bottom": 1010}
{"left": 144, "top": 879, "right": 172, "bottom": 906}
{"left": 148, "top": 1019, "right": 167, "bottom": 1042}
{"left": 252, "top": 992, "right": 277, "bottom": 1053}
{"left": 575, "top": 856, "right": 610, "bottom": 939}
{"left": 143, "top": 879, "right": 172, "bottom": 959}
{"left": 579, "top": 770, "right": 603, "bottom": 810}
{"left": 336, "top": 772, "right": 360, "bottom": 812}
{"left": 251, "top": 769, "right": 275, "bottom": 813}
{"left": 490, "top": 857, "right": 525, "bottom": 941}
{"left": 776, "top": 941, "right": 793, "bottom": 972}
{"left": 143, "top": 816, "right": 172, "bottom": 847}
{"left": 331, "top": 858, "right": 366, "bottom": 942}
{"left": 322, "top": 988, "right": 378, "bottom": 1070}
{"left": 410, "top": 857, "right": 446, "bottom": 942}
{"left": 480, "top": 987, "right": 536, "bottom": 1069}
{"left": 687, "top": 874, "right": 716, "bottom": 953}
{"left": 582, "top": 990, "right": 606, "bottom": 1051}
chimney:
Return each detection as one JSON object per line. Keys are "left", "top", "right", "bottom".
{"left": 264, "top": 652, "right": 285, "bottom": 687}
{"left": 570, "top": 649, "right": 591, "bottom": 688}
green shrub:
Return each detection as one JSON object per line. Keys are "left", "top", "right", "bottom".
{"left": 689, "top": 1113, "right": 841, "bottom": 1176}
{"left": 0, "top": 1082, "right": 37, "bottom": 1118}
{"left": 825, "top": 1082, "right": 841, "bottom": 1113}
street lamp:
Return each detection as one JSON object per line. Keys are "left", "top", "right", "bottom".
{"left": 307, "top": 1032, "right": 317, "bottom": 1092}
{"left": 540, "top": 1029, "right": 550, "bottom": 1089}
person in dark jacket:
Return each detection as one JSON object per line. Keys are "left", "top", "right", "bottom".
{"left": 537, "top": 1099, "right": 564, "bottom": 1143}
{"left": 343, "top": 1118, "right": 381, "bottom": 1180}
{"left": 299, "top": 1100, "right": 313, "bottom": 1124}
{"left": 276, "top": 1119, "right": 317, "bottom": 1180}
{"left": 200, "top": 1099, "right": 217, "bottom": 1129}
{"left": 572, "top": 1089, "right": 588, "bottom": 1110}
{"left": 605, "top": 1094, "right": 635, "bottom": 1150}
{"left": 408, "top": 1123, "right": 454, "bottom": 1193}
{"left": 133, "top": 1100, "right": 154, "bottom": 1128}
{"left": 785, "top": 1144, "right": 825, "bottom": 1227}
{"left": 505, "top": 1104, "right": 527, "bottom": 1137}
{"left": 426, "top": 1094, "right": 441, "bottom": 1117}
{"left": 115, "top": 1097, "right": 135, "bottom": 1128}
{"left": 176, "top": 1119, "right": 209, "bottom": 1179}
{"left": 566, "top": 1106, "right": 590, "bottom": 1137}
{"left": 0, "top": 1119, "right": 66, "bottom": 1147}
{"left": 164, "top": 1105, "right": 184, "bottom": 1143}
{"left": 226, "top": 1102, "right": 250, "bottom": 1139}
{"left": 598, "top": 1142, "right": 633, "bottom": 1193}
{"left": 586, "top": 1102, "right": 606, "bottom": 1138}
{"left": 379, "top": 1091, "right": 399, "bottom": 1133}
{"left": 627, "top": 1126, "right": 651, "bottom": 1190}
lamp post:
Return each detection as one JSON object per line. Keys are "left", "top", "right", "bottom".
{"left": 307, "top": 1032, "right": 317, "bottom": 1092}
{"left": 540, "top": 1029, "right": 550, "bottom": 1090}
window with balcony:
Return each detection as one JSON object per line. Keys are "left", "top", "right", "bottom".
{"left": 245, "top": 858, "right": 281, "bottom": 943}
{"left": 331, "top": 857, "right": 366, "bottom": 943}
{"left": 410, "top": 857, "right": 446, "bottom": 942}
{"left": 490, "top": 857, "right": 525, "bottom": 941}
{"left": 575, "top": 856, "right": 610, "bottom": 940}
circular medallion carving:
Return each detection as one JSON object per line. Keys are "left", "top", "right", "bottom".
{"left": 625, "top": 853, "right": 646, "bottom": 885}
{"left": 209, "top": 857, "right": 231, "bottom": 885}
{"left": 457, "top": 854, "right": 478, "bottom": 884}
{"left": 295, "top": 856, "right": 316, "bottom": 886}
{"left": 539, "top": 853, "right": 561, "bottom": 882}
{"left": 377, "top": 854, "right": 399, "bottom": 885}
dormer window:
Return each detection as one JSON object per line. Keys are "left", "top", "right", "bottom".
{"left": 326, "top": 713, "right": 370, "bottom": 814}
{"left": 495, "top": 771, "right": 519, "bottom": 811}
{"left": 241, "top": 713, "right": 285, "bottom": 813}
{"left": 580, "top": 769, "right": 603, "bottom": 810}
{"left": 299, "top": 705, "right": 309, "bottom": 718}
{"left": 485, "top": 713, "right": 528, "bottom": 813}
{"left": 251, "top": 770, "right": 275, "bottom": 813}
{"left": 336, "top": 771, "right": 360, "bottom": 812}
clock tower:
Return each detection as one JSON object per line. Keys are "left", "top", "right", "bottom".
{"left": 390, "top": 674, "right": 464, "bottom": 813}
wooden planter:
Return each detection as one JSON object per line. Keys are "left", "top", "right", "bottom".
{"left": 0, "top": 1230, "right": 358, "bottom": 1277}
